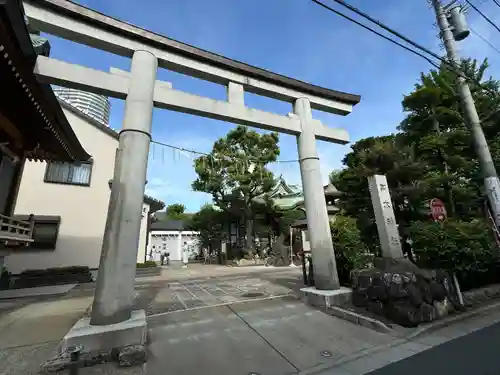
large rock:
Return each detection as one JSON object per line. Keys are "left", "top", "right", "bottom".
{"left": 351, "top": 257, "right": 458, "bottom": 327}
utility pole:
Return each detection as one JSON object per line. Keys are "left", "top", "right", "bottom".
{"left": 432, "top": 0, "right": 500, "bottom": 228}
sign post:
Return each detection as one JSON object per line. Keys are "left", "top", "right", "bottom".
{"left": 368, "top": 175, "right": 404, "bottom": 259}
{"left": 430, "top": 198, "right": 447, "bottom": 222}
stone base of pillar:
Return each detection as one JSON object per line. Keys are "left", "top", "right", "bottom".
{"left": 41, "top": 310, "right": 147, "bottom": 373}
{"left": 301, "top": 286, "right": 352, "bottom": 309}
{"left": 60, "top": 309, "right": 146, "bottom": 354}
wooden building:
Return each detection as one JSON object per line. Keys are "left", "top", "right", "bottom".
{"left": 0, "top": 0, "right": 89, "bottom": 258}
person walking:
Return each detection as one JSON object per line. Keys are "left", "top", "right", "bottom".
{"left": 182, "top": 242, "right": 189, "bottom": 268}
{"left": 203, "top": 247, "right": 210, "bottom": 265}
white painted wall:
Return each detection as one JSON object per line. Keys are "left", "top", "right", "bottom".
{"left": 149, "top": 230, "right": 200, "bottom": 262}
{"left": 301, "top": 230, "right": 311, "bottom": 252}
{"left": 5, "top": 107, "right": 151, "bottom": 274}
{"left": 136, "top": 202, "right": 151, "bottom": 263}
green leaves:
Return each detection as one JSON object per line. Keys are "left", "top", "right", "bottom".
{"left": 192, "top": 126, "right": 281, "bottom": 250}
{"left": 330, "top": 216, "right": 372, "bottom": 284}
{"left": 165, "top": 203, "right": 187, "bottom": 220}
{"left": 188, "top": 204, "right": 227, "bottom": 247}
{"left": 408, "top": 220, "right": 497, "bottom": 275}
{"left": 192, "top": 125, "right": 279, "bottom": 209}
{"left": 334, "top": 57, "right": 500, "bottom": 246}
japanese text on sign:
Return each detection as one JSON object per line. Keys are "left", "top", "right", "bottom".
{"left": 390, "top": 236, "right": 400, "bottom": 246}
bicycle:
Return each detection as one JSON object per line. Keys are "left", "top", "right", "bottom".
{"left": 264, "top": 254, "right": 287, "bottom": 267}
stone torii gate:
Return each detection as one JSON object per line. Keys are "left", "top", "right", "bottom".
{"left": 23, "top": 0, "right": 360, "bottom": 354}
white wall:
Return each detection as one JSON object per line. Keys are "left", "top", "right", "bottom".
{"left": 5, "top": 107, "right": 151, "bottom": 274}
{"left": 301, "top": 230, "right": 311, "bottom": 252}
{"left": 149, "top": 231, "right": 201, "bottom": 262}
{"left": 136, "top": 202, "right": 150, "bottom": 263}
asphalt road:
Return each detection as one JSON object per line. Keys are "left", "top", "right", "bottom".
{"left": 368, "top": 321, "right": 500, "bottom": 375}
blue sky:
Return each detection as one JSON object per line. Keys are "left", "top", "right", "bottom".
{"left": 45, "top": 0, "right": 500, "bottom": 212}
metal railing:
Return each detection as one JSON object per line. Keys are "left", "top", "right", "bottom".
{"left": 0, "top": 214, "right": 35, "bottom": 247}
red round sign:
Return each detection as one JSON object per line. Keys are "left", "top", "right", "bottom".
{"left": 430, "top": 198, "right": 447, "bottom": 221}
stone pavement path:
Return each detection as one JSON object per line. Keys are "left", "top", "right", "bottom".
{"left": 71, "top": 268, "right": 397, "bottom": 375}
{"left": 0, "top": 295, "right": 93, "bottom": 375}
{"left": 144, "top": 296, "right": 394, "bottom": 375}
{"left": 143, "top": 275, "right": 294, "bottom": 315}
{"left": 313, "top": 304, "right": 500, "bottom": 375}
{"left": 0, "top": 267, "right": 443, "bottom": 375}
{"left": 4, "top": 266, "right": 500, "bottom": 375}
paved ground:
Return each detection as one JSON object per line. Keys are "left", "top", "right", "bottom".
{"left": 0, "top": 295, "right": 92, "bottom": 375}
{"left": 75, "top": 266, "right": 304, "bottom": 316}
{"left": 145, "top": 296, "right": 393, "bottom": 375}
{"left": 2, "top": 265, "right": 500, "bottom": 375}
{"left": 365, "top": 321, "right": 500, "bottom": 375}
{"left": 0, "top": 284, "right": 76, "bottom": 300}
{"left": 316, "top": 306, "right": 500, "bottom": 375}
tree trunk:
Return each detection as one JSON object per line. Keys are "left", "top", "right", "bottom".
{"left": 272, "top": 233, "right": 288, "bottom": 261}
{"left": 245, "top": 218, "right": 254, "bottom": 253}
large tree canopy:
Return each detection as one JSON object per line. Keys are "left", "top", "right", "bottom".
{"left": 192, "top": 125, "right": 280, "bottom": 250}
{"left": 332, "top": 58, "right": 500, "bottom": 250}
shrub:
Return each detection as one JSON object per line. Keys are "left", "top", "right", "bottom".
{"left": 14, "top": 266, "right": 93, "bottom": 288}
{"left": 0, "top": 266, "right": 11, "bottom": 290}
{"left": 408, "top": 219, "right": 500, "bottom": 289}
{"left": 330, "top": 216, "right": 373, "bottom": 285}
{"left": 136, "top": 260, "right": 158, "bottom": 268}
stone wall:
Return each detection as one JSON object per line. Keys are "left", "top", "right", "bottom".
{"left": 351, "top": 258, "right": 461, "bottom": 327}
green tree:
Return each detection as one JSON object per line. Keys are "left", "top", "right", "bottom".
{"left": 397, "top": 59, "right": 500, "bottom": 218}
{"left": 330, "top": 216, "right": 372, "bottom": 285}
{"left": 192, "top": 125, "right": 280, "bottom": 252}
{"left": 331, "top": 135, "right": 426, "bottom": 252}
{"left": 332, "top": 58, "right": 500, "bottom": 249}
{"left": 165, "top": 203, "right": 187, "bottom": 220}
{"left": 189, "top": 204, "right": 227, "bottom": 248}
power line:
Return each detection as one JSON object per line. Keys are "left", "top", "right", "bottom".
{"left": 322, "top": 0, "right": 454, "bottom": 70}
{"left": 470, "top": 26, "right": 500, "bottom": 55}
{"left": 311, "top": 0, "right": 482, "bottom": 88}
{"left": 464, "top": 0, "right": 500, "bottom": 35}
{"left": 311, "top": 0, "right": 500, "bottom": 110}
{"left": 493, "top": 0, "right": 500, "bottom": 10}
{"left": 150, "top": 139, "right": 299, "bottom": 163}
{"left": 310, "top": 0, "right": 442, "bottom": 69}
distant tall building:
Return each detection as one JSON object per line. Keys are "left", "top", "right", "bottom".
{"left": 53, "top": 87, "right": 111, "bottom": 127}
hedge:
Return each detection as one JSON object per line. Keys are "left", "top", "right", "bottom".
{"left": 14, "top": 266, "right": 93, "bottom": 289}
{"left": 408, "top": 219, "right": 500, "bottom": 290}
{"left": 136, "top": 261, "right": 158, "bottom": 268}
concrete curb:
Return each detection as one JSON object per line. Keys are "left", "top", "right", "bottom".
{"left": 325, "top": 306, "right": 393, "bottom": 334}
{"left": 322, "top": 299, "right": 500, "bottom": 337}
{"left": 405, "top": 299, "right": 500, "bottom": 340}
